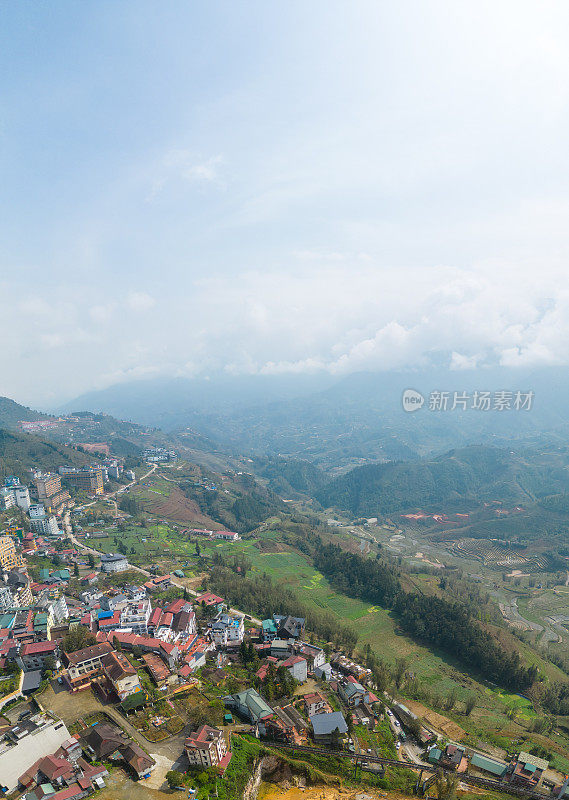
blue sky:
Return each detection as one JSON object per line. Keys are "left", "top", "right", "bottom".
{"left": 3, "top": 1, "right": 569, "bottom": 405}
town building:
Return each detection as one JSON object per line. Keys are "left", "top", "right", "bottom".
{"left": 310, "top": 711, "right": 348, "bottom": 745}
{"left": 211, "top": 613, "right": 245, "bottom": 646}
{"left": 0, "top": 536, "right": 24, "bottom": 571}
{"left": 18, "top": 640, "right": 60, "bottom": 672}
{"left": 303, "top": 691, "right": 331, "bottom": 717}
{"left": 100, "top": 553, "right": 129, "bottom": 573}
{"left": 281, "top": 655, "right": 307, "bottom": 682}
{"left": 508, "top": 752, "right": 549, "bottom": 788}
{"left": 185, "top": 725, "right": 228, "bottom": 769}
{"left": 0, "top": 713, "right": 72, "bottom": 793}
{"left": 61, "top": 468, "right": 104, "bottom": 495}
{"left": 273, "top": 614, "right": 305, "bottom": 640}
{"left": 224, "top": 688, "right": 274, "bottom": 724}
{"left": 79, "top": 722, "right": 155, "bottom": 780}
{"left": 33, "top": 473, "right": 62, "bottom": 501}
{"left": 64, "top": 642, "right": 114, "bottom": 692}
{"left": 101, "top": 650, "right": 141, "bottom": 700}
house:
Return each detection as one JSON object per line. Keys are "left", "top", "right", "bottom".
{"left": 195, "top": 592, "right": 224, "bottom": 611}
{"left": 212, "top": 531, "right": 240, "bottom": 541}
{"left": 314, "top": 662, "right": 332, "bottom": 681}
{"left": 338, "top": 678, "right": 369, "bottom": 707}
{"left": 80, "top": 722, "right": 155, "bottom": 780}
{"left": 310, "top": 711, "right": 348, "bottom": 745}
{"left": 18, "top": 640, "right": 60, "bottom": 672}
{"left": 273, "top": 615, "right": 305, "bottom": 640}
{"left": 436, "top": 744, "right": 468, "bottom": 773}
{"left": 224, "top": 688, "right": 274, "bottom": 724}
{"left": 303, "top": 691, "right": 331, "bottom": 717}
{"left": 185, "top": 725, "right": 228, "bottom": 768}
{"left": 293, "top": 642, "right": 326, "bottom": 671}
{"left": 102, "top": 650, "right": 141, "bottom": 700}
{"left": 508, "top": 752, "right": 549, "bottom": 788}
{"left": 262, "top": 619, "right": 278, "bottom": 641}
{"left": 211, "top": 614, "right": 244, "bottom": 646}
{"left": 64, "top": 642, "right": 113, "bottom": 692}
{"left": 281, "top": 655, "right": 307, "bottom": 683}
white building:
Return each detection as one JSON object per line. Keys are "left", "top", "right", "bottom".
{"left": 100, "top": 553, "right": 129, "bottom": 573}
{"left": 120, "top": 599, "right": 152, "bottom": 634}
{"left": 29, "top": 514, "right": 59, "bottom": 536}
{"left": 185, "top": 725, "right": 227, "bottom": 768}
{"left": 211, "top": 614, "right": 245, "bottom": 646}
{"left": 29, "top": 503, "right": 46, "bottom": 518}
{"left": 0, "top": 483, "right": 30, "bottom": 512}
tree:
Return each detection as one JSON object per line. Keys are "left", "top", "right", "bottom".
{"left": 464, "top": 696, "right": 476, "bottom": 716}
{"left": 73, "top": 562, "right": 79, "bottom": 577}
{"left": 330, "top": 726, "right": 341, "bottom": 750}
{"left": 87, "top": 553, "right": 95, "bottom": 568}
{"left": 62, "top": 627, "right": 96, "bottom": 653}
{"left": 44, "top": 655, "right": 57, "bottom": 673}
{"left": 394, "top": 657, "right": 408, "bottom": 689}
{"left": 434, "top": 770, "right": 458, "bottom": 800}
{"left": 166, "top": 770, "right": 185, "bottom": 789}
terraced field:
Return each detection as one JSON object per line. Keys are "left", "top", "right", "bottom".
{"left": 448, "top": 538, "right": 548, "bottom": 571}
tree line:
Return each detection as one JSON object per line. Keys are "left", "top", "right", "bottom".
{"left": 313, "top": 542, "right": 539, "bottom": 692}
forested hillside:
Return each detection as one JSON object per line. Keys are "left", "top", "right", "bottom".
{"left": 316, "top": 444, "right": 569, "bottom": 515}
{"left": 0, "top": 396, "right": 51, "bottom": 429}
{"left": 0, "top": 429, "right": 92, "bottom": 481}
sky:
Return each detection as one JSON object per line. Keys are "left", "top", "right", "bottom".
{"left": 3, "top": 1, "right": 569, "bottom": 407}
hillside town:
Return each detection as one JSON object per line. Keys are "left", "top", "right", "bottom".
{"left": 0, "top": 461, "right": 567, "bottom": 800}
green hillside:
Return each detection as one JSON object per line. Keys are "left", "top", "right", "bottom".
{"left": 0, "top": 428, "right": 92, "bottom": 481}
{"left": 0, "top": 396, "right": 51, "bottom": 429}
{"left": 316, "top": 444, "right": 569, "bottom": 515}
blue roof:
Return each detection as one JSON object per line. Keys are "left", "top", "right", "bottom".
{"left": 310, "top": 711, "right": 348, "bottom": 736}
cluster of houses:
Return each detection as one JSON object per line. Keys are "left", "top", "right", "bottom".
{"left": 0, "top": 711, "right": 154, "bottom": 797}
{"left": 427, "top": 742, "right": 557, "bottom": 792}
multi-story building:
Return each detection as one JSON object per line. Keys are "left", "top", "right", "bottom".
{"left": 185, "top": 725, "right": 227, "bottom": 768}
{"left": 29, "top": 513, "right": 59, "bottom": 536}
{"left": 0, "top": 580, "right": 15, "bottom": 611}
{"left": 101, "top": 650, "right": 141, "bottom": 700}
{"left": 0, "top": 536, "right": 24, "bottom": 571}
{"left": 211, "top": 614, "right": 245, "bottom": 647}
{"left": 64, "top": 642, "right": 114, "bottom": 692}
{"left": 33, "top": 473, "right": 62, "bottom": 501}
{"left": 0, "top": 486, "right": 16, "bottom": 509}
{"left": 119, "top": 598, "right": 152, "bottom": 634}
{"left": 2, "top": 481, "right": 31, "bottom": 512}
{"left": 17, "top": 640, "right": 60, "bottom": 672}
{"left": 100, "top": 553, "right": 129, "bottom": 573}
{"left": 62, "top": 468, "right": 104, "bottom": 495}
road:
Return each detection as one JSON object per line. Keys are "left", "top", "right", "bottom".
{"left": 67, "top": 461, "right": 262, "bottom": 626}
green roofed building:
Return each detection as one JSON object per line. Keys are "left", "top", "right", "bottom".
{"left": 428, "top": 747, "right": 442, "bottom": 764}
{"left": 223, "top": 688, "right": 273, "bottom": 723}
{"left": 470, "top": 753, "right": 507, "bottom": 778}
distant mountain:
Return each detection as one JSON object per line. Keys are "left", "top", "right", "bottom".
{"left": 0, "top": 428, "right": 92, "bottom": 482}
{"left": 59, "top": 366, "right": 569, "bottom": 469}
{"left": 316, "top": 443, "right": 569, "bottom": 516}
{"left": 0, "top": 396, "right": 51, "bottom": 429}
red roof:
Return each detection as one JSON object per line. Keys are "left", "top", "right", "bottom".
{"left": 21, "top": 640, "right": 58, "bottom": 655}
{"left": 165, "top": 598, "right": 186, "bottom": 614}
{"left": 195, "top": 592, "right": 224, "bottom": 606}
